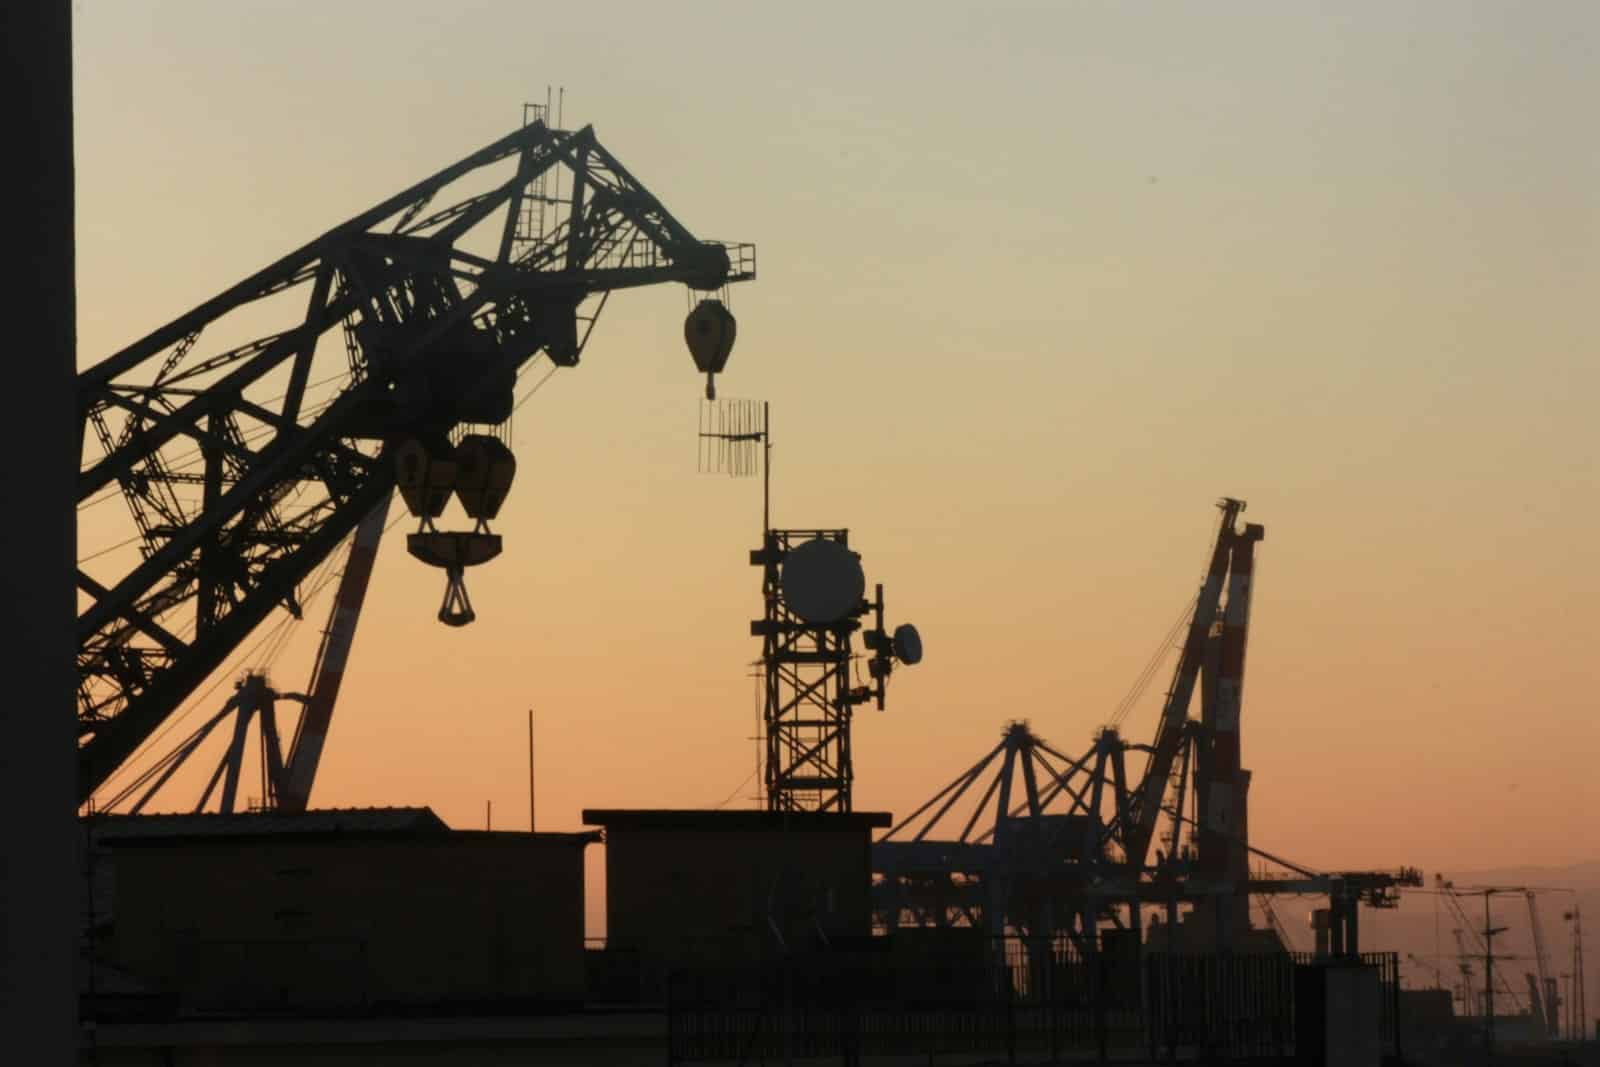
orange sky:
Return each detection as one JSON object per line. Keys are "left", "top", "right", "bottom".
{"left": 74, "top": 1, "right": 1597, "bottom": 906}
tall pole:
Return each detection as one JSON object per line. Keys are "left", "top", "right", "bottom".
{"left": 1483, "top": 892, "right": 1492, "bottom": 1048}
{"left": 528, "top": 708, "right": 536, "bottom": 832}
{"left": 1483, "top": 890, "right": 1503, "bottom": 1053}
{"left": 1570, "top": 903, "right": 1586, "bottom": 1042}
{"left": 759, "top": 402, "right": 772, "bottom": 811}
{"left": 3, "top": 3, "right": 79, "bottom": 1062}
{"left": 761, "top": 401, "right": 771, "bottom": 535}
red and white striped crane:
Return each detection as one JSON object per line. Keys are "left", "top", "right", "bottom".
{"left": 277, "top": 494, "right": 391, "bottom": 812}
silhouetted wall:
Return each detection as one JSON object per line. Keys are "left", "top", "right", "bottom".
{"left": 103, "top": 830, "right": 594, "bottom": 1010}
{"left": 584, "top": 809, "right": 890, "bottom": 995}
{"left": 2, "top": 3, "right": 78, "bottom": 1063}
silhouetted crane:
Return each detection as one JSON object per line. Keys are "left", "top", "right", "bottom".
{"left": 78, "top": 118, "right": 753, "bottom": 803}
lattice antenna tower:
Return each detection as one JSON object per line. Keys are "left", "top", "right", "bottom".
{"left": 699, "top": 403, "right": 921, "bottom": 812}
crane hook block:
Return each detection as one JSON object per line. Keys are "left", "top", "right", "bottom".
{"left": 685, "top": 298, "right": 736, "bottom": 401}
{"left": 405, "top": 530, "right": 504, "bottom": 627}
{"left": 453, "top": 434, "right": 517, "bottom": 521}
{"left": 395, "top": 438, "right": 459, "bottom": 519}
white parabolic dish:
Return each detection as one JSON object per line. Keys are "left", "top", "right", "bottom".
{"left": 781, "top": 539, "right": 866, "bottom": 624}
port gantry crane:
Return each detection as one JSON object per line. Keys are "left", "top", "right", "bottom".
{"left": 78, "top": 118, "right": 754, "bottom": 805}
{"left": 874, "top": 499, "right": 1420, "bottom": 951}
{"left": 1436, "top": 878, "right": 1532, "bottom": 1037}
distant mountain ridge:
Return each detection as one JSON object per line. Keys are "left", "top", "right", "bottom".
{"left": 1433, "top": 859, "right": 1600, "bottom": 889}
{"left": 1349, "top": 860, "right": 1598, "bottom": 1025}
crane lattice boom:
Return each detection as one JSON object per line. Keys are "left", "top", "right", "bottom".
{"left": 77, "top": 120, "right": 753, "bottom": 802}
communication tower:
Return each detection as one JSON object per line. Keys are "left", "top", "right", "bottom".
{"left": 701, "top": 401, "right": 921, "bottom": 812}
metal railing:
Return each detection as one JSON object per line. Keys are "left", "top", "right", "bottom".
{"left": 665, "top": 938, "right": 1401, "bottom": 1064}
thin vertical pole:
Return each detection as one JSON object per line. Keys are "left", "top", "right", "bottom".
{"left": 753, "top": 668, "right": 762, "bottom": 812}
{"left": 762, "top": 401, "right": 771, "bottom": 535}
{"left": 528, "top": 708, "right": 536, "bottom": 832}
{"left": 1440, "top": 889, "right": 1452, "bottom": 991}
{"left": 487, "top": 800, "right": 492, "bottom": 832}
{"left": 1481, "top": 890, "right": 1492, "bottom": 1041}
{"left": 759, "top": 403, "right": 771, "bottom": 809}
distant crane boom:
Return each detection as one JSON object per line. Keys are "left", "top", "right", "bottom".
{"left": 1452, "top": 927, "right": 1479, "bottom": 1014}
{"left": 1526, "top": 890, "right": 1560, "bottom": 1037}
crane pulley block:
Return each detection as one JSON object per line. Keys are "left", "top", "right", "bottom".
{"left": 395, "top": 439, "right": 458, "bottom": 519}
{"left": 453, "top": 434, "right": 517, "bottom": 522}
{"left": 685, "top": 298, "right": 737, "bottom": 400}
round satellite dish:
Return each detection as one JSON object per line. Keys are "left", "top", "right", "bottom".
{"left": 780, "top": 539, "right": 865, "bottom": 624}
{"left": 892, "top": 623, "right": 923, "bottom": 665}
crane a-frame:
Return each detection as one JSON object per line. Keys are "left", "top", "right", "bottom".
{"left": 78, "top": 118, "right": 754, "bottom": 805}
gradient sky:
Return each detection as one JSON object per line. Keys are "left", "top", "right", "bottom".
{"left": 75, "top": 0, "right": 1596, "bottom": 918}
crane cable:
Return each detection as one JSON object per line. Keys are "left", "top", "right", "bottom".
{"left": 77, "top": 366, "right": 363, "bottom": 519}
{"left": 1108, "top": 594, "right": 1195, "bottom": 730}
{"left": 75, "top": 388, "right": 363, "bottom": 563}
{"left": 91, "top": 354, "right": 562, "bottom": 803}
{"left": 511, "top": 358, "right": 558, "bottom": 414}
{"left": 1106, "top": 509, "right": 1231, "bottom": 731}
{"left": 91, "top": 504, "right": 409, "bottom": 806}
{"left": 81, "top": 355, "right": 546, "bottom": 526}
{"left": 93, "top": 545, "right": 347, "bottom": 801}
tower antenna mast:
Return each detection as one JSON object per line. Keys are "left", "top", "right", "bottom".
{"left": 698, "top": 397, "right": 770, "bottom": 531}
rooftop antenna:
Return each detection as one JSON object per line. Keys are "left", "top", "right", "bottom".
{"left": 698, "top": 398, "right": 770, "bottom": 531}
{"left": 700, "top": 398, "right": 771, "bottom": 801}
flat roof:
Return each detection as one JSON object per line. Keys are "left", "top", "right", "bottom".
{"left": 582, "top": 808, "right": 893, "bottom": 832}
{"left": 102, "top": 830, "right": 598, "bottom": 849}
{"left": 92, "top": 809, "right": 598, "bottom": 849}
{"left": 90, "top": 806, "right": 448, "bottom": 840}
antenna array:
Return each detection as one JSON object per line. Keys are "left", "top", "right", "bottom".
{"left": 698, "top": 398, "right": 765, "bottom": 477}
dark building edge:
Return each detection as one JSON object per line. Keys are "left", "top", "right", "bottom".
{"left": 3, "top": 2, "right": 78, "bottom": 1064}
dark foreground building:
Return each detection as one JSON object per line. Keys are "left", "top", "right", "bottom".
{"left": 74, "top": 806, "right": 1484, "bottom": 1066}
{"left": 583, "top": 807, "right": 892, "bottom": 996}
{"left": 88, "top": 808, "right": 594, "bottom": 1014}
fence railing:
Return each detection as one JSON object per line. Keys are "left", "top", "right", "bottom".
{"left": 666, "top": 940, "right": 1400, "bottom": 1064}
